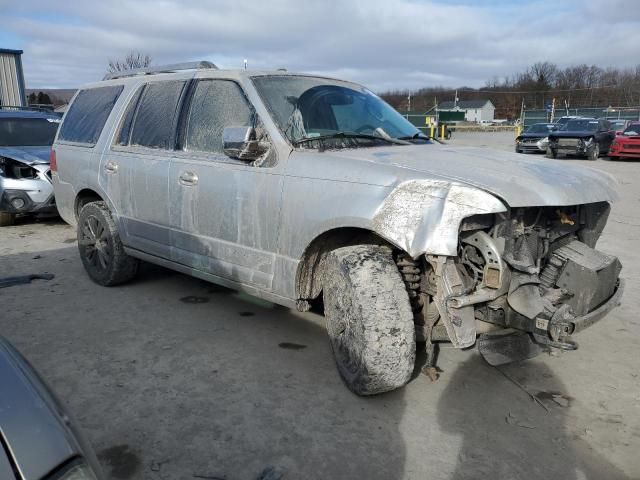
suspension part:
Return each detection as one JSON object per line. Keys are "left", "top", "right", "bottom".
{"left": 395, "top": 252, "right": 424, "bottom": 313}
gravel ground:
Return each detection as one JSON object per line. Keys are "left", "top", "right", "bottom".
{"left": 0, "top": 131, "right": 638, "bottom": 480}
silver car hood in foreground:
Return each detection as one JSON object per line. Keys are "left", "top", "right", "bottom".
{"left": 333, "top": 144, "right": 618, "bottom": 207}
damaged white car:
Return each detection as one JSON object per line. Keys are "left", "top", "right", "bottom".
{"left": 0, "top": 108, "right": 60, "bottom": 226}
{"left": 52, "top": 63, "right": 623, "bottom": 395}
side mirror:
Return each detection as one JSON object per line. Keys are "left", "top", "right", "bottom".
{"left": 223, "top": 126, "right": 270, "bottom": 161}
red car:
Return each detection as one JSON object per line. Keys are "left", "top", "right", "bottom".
{"left": 609, "top": 122, "right": 640, "bottom": 159}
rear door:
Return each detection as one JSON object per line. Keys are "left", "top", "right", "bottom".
{"left": 100, "top": 80, "right": 188, "bottom": 259}
{"left": 168, "top": 78, "right": 282, "bottom": 290}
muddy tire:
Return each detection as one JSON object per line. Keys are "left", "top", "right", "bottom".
{"left": 588, "top": 143, "right": 600, "bottom": 161}
{"left": 77, "top": 201, "right": 138, "bottom": 286}
{"left": 323, "top": 245, "right": 415, "bottom": 395}
{"left": 0, "top": 212, "right": 16, "bottom": 227}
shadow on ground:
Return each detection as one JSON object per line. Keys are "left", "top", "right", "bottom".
{"left": 0, "top": 245, "right": 408, "bottom": 480}
{"left": 438, "top": 357, "right": 632, "bottom": 480}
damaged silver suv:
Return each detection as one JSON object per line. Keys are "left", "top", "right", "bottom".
{"left": 52, "top": 62, "right": 623, "bottom": 395}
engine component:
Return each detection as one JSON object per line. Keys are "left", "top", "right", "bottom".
{"left": 546, "top": 240, "right": 621, "bottom": 315}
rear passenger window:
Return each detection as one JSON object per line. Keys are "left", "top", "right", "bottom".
{"left": 129, "top": 81, "right": 187, "bottom": 149}
{"left": 58, "top": 86, "right": 123, "bottom": 145}
{"left": 184, "top": 80, "right": 253, "bottom": 154}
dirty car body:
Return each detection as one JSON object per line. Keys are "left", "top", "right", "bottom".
{"left": 0, "top": 336, "right": 102, "bottom": 479}
{"left": 0, "top": 109, "right": 59, "bottom": 220}
{"left": 52, "top": 67, "right": 623, "bottom": 391}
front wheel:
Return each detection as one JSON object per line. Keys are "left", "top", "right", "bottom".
{"left": 546, "top": 146, "right": 557, "bottom": 159}
{"left": 588, "top": 143, "right": 600, "bottom": 161}
{"left": 323, "top": 245, "right": 416, "bottom": 395}
{"left": 0, "top": 212, "right": 16, "bottom": 227}
{"left": 77, "top": 201, "right": 138, "bottom": 286}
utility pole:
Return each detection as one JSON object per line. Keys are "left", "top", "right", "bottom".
{"left": 407, "top": 94, "right": 411, "bottom": 112}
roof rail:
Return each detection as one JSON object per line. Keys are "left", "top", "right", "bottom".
{"left": 103, "top": 61, "right": 218, "bottom": 81}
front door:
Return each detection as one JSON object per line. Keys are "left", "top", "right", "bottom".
{"left": 168, "top": 79, "right": 283, "bottom": 290}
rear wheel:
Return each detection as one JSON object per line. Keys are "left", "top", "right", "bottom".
{"left": 77, "top": 201, "right": 138, "bottom": 286}
{"left": 0, "top": 212, "right": 16, "bottom": 227}
{"left": 323, "top": 245, "right": 416, "bottom": 395}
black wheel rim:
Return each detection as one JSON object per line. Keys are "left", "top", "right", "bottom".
{"left": 80, "top": 215, "right": 111, "bottom": 271}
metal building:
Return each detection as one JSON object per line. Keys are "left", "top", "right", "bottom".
{"left": 0, "top": 48, "right": 26, "bottom": 107}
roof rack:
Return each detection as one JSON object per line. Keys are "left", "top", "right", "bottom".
{"left": 103, "top": 61, "right": 218, "bottom": 81}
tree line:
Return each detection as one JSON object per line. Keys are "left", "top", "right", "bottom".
{"left": 380, "top": 62, "right": 640, "bottom": 119}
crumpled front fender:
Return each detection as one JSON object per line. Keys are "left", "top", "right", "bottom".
{"left": 372, "top": 180, "right": 507, "bottom": 258}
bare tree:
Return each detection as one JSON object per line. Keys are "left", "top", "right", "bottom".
{"left": 107, "top": 52, "right": 152, "bottom": 73}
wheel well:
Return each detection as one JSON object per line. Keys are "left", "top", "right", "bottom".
{"left": 75, "top": 189, "right": 103, "bottom": 219}
{"left": 295, "top": 227, "right": 392, "bottom": 304}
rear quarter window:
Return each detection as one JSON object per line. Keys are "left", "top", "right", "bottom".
{"left": 58, "top": 85, "right": 123, "bottom": 145}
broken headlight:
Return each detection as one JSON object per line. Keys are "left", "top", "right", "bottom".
{"left": 0, "top": 157, "right": 38, "bottom": 179}
{"left": 537, "top": 137, "right": 549, "bottom": 149}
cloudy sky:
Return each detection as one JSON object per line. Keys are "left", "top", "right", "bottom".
{"left": 1, "top": 0, "right": 639, "bottom": 91}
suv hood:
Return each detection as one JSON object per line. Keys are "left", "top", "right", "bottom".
{"left": 328, "top": 144, "right": 618, "bottom": 207}
{"left": 0, "top": 146, "right": 51, "bottom": 165}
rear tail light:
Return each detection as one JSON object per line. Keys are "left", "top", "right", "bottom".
{"left": 49, "top": 149, "right": 57, "bottom": 172}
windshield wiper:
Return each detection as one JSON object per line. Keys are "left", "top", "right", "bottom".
{"left": 292, "top": 132, "right": 408, "bottom": 146}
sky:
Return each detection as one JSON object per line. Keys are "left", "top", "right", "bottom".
{"left": 1, "top": 0, "right": 639, "bottom": 92}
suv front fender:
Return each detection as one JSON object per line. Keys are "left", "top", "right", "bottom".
{"left": 372, "top": 180, "right": 507, "bottom": 258}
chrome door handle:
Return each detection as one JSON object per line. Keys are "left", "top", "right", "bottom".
{"left": 104, "top": 161, "right": 118, "bottom": 174}
{"left": 179, "top": 171, "right": 198, "bottom": 186}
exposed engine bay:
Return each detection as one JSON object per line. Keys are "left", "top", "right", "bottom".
{"left": 397, "top": 201, "right": 623, "bottom": 366}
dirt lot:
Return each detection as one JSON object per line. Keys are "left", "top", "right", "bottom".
{"left": 1, "top": 131, "right": 639, "bottom": 479}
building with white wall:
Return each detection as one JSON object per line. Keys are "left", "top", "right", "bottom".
{"left": 438, "top": 99, "right": 495, "bottom": 123}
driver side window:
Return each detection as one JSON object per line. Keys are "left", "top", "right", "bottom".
{"left": 184, "top": 80, "right": 253, "bottom": 154}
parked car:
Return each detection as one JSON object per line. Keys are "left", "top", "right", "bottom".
{"left": 608, "top": 119, "right": 631, "bottom": 135}
{"left": 608, "top": 121, "right": 640, "bottom": 160}
{"left": 0, "top": 108, "right": 60, "bottom": 226}
{"left": 515, "top": 122, "right": 556, "bottom": 153}
{"left": 52, "top": 63, "right": 623, "bottom": 395}
{"left": 0, "top": 336, "right": 102, "bottom": 479}
{"left": 547, "top": 118, "right": 615, "bottom": 160}
{"left": 554, "top": 115, "right": 581, "bottom": 128}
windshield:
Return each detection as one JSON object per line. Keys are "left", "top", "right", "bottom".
{"left": 561, "top": 119, "right": 598, "bottom": 132}
{"left": 525, "top": 124, "right": 553, "bottom": 134}
{"left": 252, "top": 76, "right": 421, "bottom": 146}
{"left": 610, "top": 121, "right": 627, "bottom": 131}
{"left": 623, "top": 124, "right": 640, "bottom": 136}
{"left": 0, "top": 117, "right": 60, "bottom": 146}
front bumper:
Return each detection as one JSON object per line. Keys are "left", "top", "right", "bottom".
{"left": 609, "top": 144, "right": 640, "bottom": 158}
{"left": 516, "top": 138, "right": 547, "bottom": 153}
{"left": 569, "top": 278, "right": 624, "bottom": 334}
{"left": 0, "top": 168, "right": 56, "bottom": 214}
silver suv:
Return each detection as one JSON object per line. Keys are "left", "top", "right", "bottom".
{"left": 52, "top": 62, "right": 623, "bottom": 395}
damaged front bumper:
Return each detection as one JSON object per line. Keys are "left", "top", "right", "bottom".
{"left": 425, "top": 203, "right": 623, "bottom": 356}
{"left": 0, "top": 164, "right": 56, "bottom": 215}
